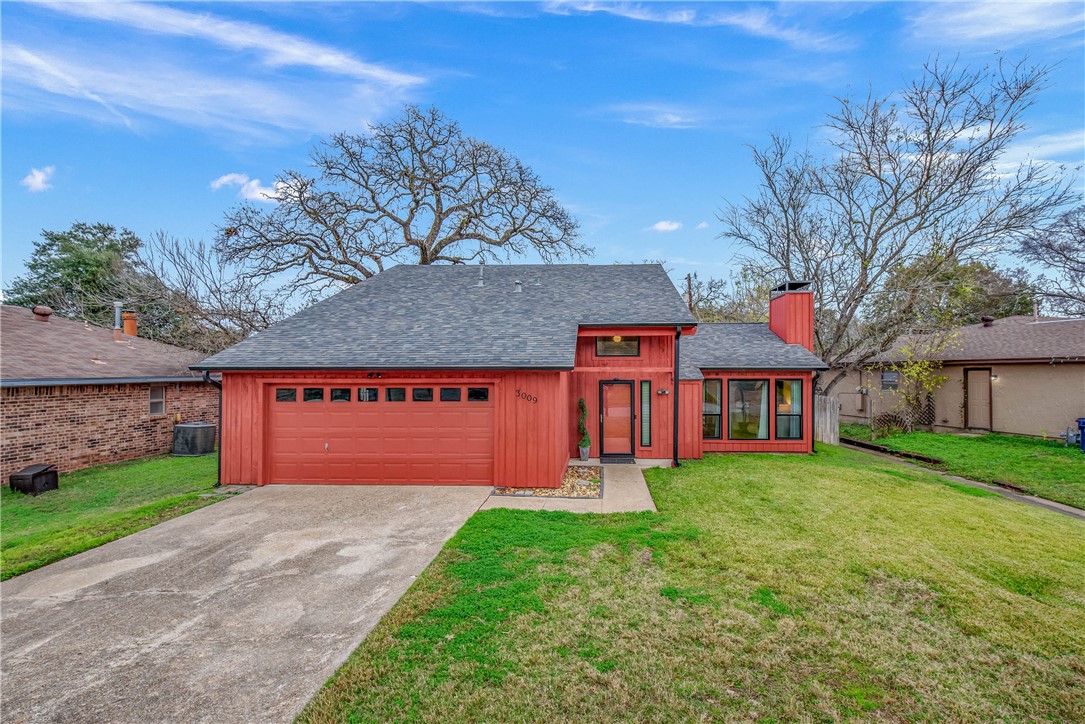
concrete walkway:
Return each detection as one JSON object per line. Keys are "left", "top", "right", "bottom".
{"left": 1, "top": 485, "right": 491, "bottom": 723}
{"left": 480, "top": 463, "right": 658, "bottom": 514}
{"left": 842, "top": 443, "right": 1085, "bottom": 521}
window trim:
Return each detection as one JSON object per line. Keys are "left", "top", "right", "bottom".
{"left": 466, "top": 387, "right": 489, "bottom": 402}
{"left": 727, "top": 378, "right": 770, "bottom": 441}
{"left": 640, "top": 380, "right": 652, "bottom": 447}
{"left": 440, "top": 387, "right": 461, "bottom": 402}
{"left": 303, "top": 387, "right": 324, "bottom": 402}
{"left": 357, "top": 387, "right": 378, "bottom": 402}
{"left": 149, "top": 385, "right": 166, "bottom": 416}
{"left": 330, "top": 388, "right": 351, "bottom": 402}
{"left": 412, "top": 388, "right": 434, "bottom": 402}
{"left": 702, "top": 378, "right": 723, "bottom": 440}
{"left": 595, "top": 335, "right": 641, "bottom": 357}
{"left": 275, "top": 388, "right": 297, "bottom": 403}
{"left": 386, "top": 387, "right": 406, "bottom": 402}
{"left": 881, "top": 370, "right": 900, "bottom": 391}
{"left": 774, "top": 379, "right": 803, "bottom": 441}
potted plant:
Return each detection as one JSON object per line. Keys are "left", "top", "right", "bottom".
{"left": 577, "top": 397, "right": 591, "bottom": 461}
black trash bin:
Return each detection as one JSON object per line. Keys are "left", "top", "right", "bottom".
{"left": 172, "top": 422, "right": 217, "bottom": 456}
{"left": 10, "top": 464, "right": 59, "bottom": 495}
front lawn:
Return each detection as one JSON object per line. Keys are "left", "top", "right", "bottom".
{"left": 300, "top": 446, "right": 1085, "bottom": 722}
{"left": 840, "top": 425, "right": 1084, "bottom": 509}
{"left": 1, "top": 454, "right": 220, "bottom": 580}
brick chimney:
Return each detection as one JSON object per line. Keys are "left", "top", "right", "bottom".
{"left": 768, "top": 281, "right": 814, "bottom": 352}
{"left": 122, "top": 309, "right": 138, "bottom": 337}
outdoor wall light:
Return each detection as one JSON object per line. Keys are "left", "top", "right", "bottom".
{"left": 657, "top": 389, "right": 669, "bottom": 395}
{"left": 991, "top": 374, "right": 999, "bottom": 381}
{"left": 612, "top": 335, "right": 622, "bottom": 343}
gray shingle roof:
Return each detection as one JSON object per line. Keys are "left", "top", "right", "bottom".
{"left": 871, "top": 315, "right": 1085, "bottom": 364}
{"left": 194, "top": 264, "right": 698, "bottom": 370}
{"left": 680, "top": 323, "right": 828, "bottom": 380}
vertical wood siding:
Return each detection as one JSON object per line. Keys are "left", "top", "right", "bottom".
{"left": 769, "top": 292, "right": 815, "bottom": 352}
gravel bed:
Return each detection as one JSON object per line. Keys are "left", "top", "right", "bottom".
{"left": 493, "top": 466, "right": 602, "bottom": 498}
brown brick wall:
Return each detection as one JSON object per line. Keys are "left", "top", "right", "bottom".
{"left": 0, "top": 381, "right": 220, "bottom": 481}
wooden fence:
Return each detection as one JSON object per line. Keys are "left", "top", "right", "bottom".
{"left": 814, "top": 394, "right": 839, "bottom": 445}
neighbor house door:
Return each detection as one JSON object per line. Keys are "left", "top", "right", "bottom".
{"left": 599, "top": 381, "right": 634, "bottom": 457}
{"left": 965, "top": 369, "right": 992, "bottom": 430}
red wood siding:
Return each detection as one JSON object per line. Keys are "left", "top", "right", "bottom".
{"left": 678, "top": 380, "right": 703, "bottom": 459}
{"left": 769, "top": 292, "right": 815, "bottom": 352}
{"left": 690, "top": 370, "right": 815, "bottom": 454}
{"left": 221, "top": 370, "right": 567, "bottom": 487}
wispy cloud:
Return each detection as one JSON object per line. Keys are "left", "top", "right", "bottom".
{"left": 994, "top": 129, "right": 1085, "bottom": 177}
{"left": 545, "top": 2, "right": 846, "bottom": 51}
{"left": 603, "top": 102, "right": 703, "bottom": 129}
{"left": 696, "top": 221, "right": 710, "bottom": 230}
{"left": 40, "top": 1, "right": 424, "bottom": 87}
{"left": 648, "top": 220, "right": 682, "bottom": 232}
{"left": 20, "top": 165, "right": 55, "bottom": 192}
{"left": 908, "top": 1, "right": 1084, "bottom": 46}
{"left": 211, "top": 173, "right": 282, "bottom": 203}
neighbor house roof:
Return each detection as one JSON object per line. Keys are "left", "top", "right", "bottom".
{"left": 193, "top": 264, "right": 698, "bottom": 371}
{"left": 0, "top": 305, "right": 207, "bottom": 387}
{"left": 679, "top": 323, "right": 828, "bottom": 380}
{"left": 870, "top": 315, "right": 1085, "bottom": 365}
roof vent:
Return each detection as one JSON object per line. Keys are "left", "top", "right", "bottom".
{"left": 476, "top": 261, "right": 485, "bottom": 287}
{"left": 513, "top": 280, "right": 523, "bottom": 293}
{"left": 31, "top": 305, "right": 52, "bottom": 321}
{"left": 981, "top": 315, "right": 995, "bottom": 327}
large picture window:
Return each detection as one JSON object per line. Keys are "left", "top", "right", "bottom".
{"left": 728, "top": 380, "right": 769, "bottom": 440}
{"left": 596, "top": 335, "right": 640, "bottom": 356}
{"left": 775, "top": 379, "right": 803, "bottom": 440}
{"left": 703, "top": 379, "right": 722, "bottom": 439}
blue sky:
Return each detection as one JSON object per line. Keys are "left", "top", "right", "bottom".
{"left": 3, "top": 1, "right": 1083, "bottom": 289}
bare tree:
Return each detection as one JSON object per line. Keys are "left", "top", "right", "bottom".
{"left": 218, "top": 105, "right": 587, "bottom": 297}
{"left": 683, "top": 269, "right": 771, "bottom": 322}
{"left": 1018, "top": 206, "right": 1085, "bottom": 316}
{"left": 720, "top": 58, "right": 1076, "bottom": 392}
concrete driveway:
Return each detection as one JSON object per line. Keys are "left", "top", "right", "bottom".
{"left": 1, "top": 485, "right": 490, "bottom": 723}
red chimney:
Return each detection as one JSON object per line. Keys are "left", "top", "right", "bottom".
{"left": 122, "top": 309, "right": 138, "bottom": 337}
{"left": 768, "top": 281, "right": 814, "bottom": 352}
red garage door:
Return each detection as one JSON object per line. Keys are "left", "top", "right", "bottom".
{"left": 266, "top": 384, "right": 494, "bottom": 484}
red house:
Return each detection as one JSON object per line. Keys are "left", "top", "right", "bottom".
{"left": 193, "top": 265, "right": 825, "bottom": 488}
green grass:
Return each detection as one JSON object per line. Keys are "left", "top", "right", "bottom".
{"left": 299, "top": 446, "right": 1085, "bottom": 722}
{"left": 840, "top": 425, "right": 1085, "bottom": 509}
{"left": 1, "top": 454, "right": 221, "bottom": 580}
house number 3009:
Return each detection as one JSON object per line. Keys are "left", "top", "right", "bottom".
{"left": 515, "top": 389, "right": 538, "bottom": 404}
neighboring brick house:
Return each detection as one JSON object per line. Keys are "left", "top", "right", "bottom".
{"left": 0, "top": 305, "right": 219, "bottom": 481}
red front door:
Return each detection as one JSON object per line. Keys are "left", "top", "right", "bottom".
{"left": 600, "top": 381, "right": 634, "bottom": 456}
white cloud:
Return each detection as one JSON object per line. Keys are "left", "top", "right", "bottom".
{"left": 604, "top": 102, "right": 703, "bottom": 129}
{"left": 909, "top": 2, "right": 1084, "bottom": 46}
{"left": 40, "top": 2, "right": 423, "bottom": 87}
{"left": 648, "top": 220, "right": 682, "bottom": 232}
{"left": 20, "top": 165, "right": 55, "bottom": 192}
{"left": 994, "top": 130, "right": 1085, "bottom": 177}
{"left": 545, "top": 2, "right": 845, "bottom": 51}
{"left": 696, "top": 221, "right": 710, "bottom": 230}
{"left": 211, "top": 173, "right": 282, "bottom": 203}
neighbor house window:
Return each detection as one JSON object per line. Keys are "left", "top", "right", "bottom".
{"left": 386, "top": 388, "right": 406, "bottom": 402}
{"left": 775, "top": 379, "right": 803, "bottom": 440}
{"left": 303, "top": 388, "right": 324, "bottom": 402}
{"left": 412, "top": 388, "right": 434, "bottom": 402}
{"left": 149, "top": 386, "right": 166, "bottom": 416}
{"left": 440, "top": 388, "right": 461, "bottom": 402}
{"left": 703, "top": 379, "right": 722, "bottom": 439}
{"left": 275, "top": 388, "right": 296, "bottom": 402}
{"left": 640, "top": 381, "right": 652, "bottom": 446}
{"left": 467, "top": 387, "right": 489, "bottom": 402}
{"left": 596, "top": 335, "right": 640, "bottom": 356}
{"left": 881, "top": 370, "right": 900, "bottom": 390}
{"left": 330, "top": 388, "right": 351, "bottom": 402}
{"left": 357, "top": 387, "right": 378, "bottom": 402}
{"left": 729, "top": 380, "right": 769, "bottom": 440}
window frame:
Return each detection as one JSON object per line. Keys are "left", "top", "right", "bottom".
{"left": 149, "top": 385, "right": 166, "bottom": 416}
{"left": 467, "top": 387, "right": 489, "bottom": 402}
{"left": 357, "top": 387, "right": 378, "bottom": 402}
{"left": 440, "top": 387, "right": 461, "bottom": 402}
{"left": 412, "top": 388, "right": 434, "bottom": 402}
{"left": 386, "top": 387, "right": 406, "bottom": 402}
{"left": 303, "top": 387, "right": 324, "bottom": 402}
{"left": 595, "top": 335, "right": 641, "bottom": 357}
{"left": 702, "top": 378, "right": 723, "bottom": 440}
{"left": 640, "top": 380, "right": 652, "bottom": 447}
{"left": 774, "top": 379, "right": 803, "bottom": 440}
{"left": 330, "top": 388, "right": 351, "bottom": 402}
{"left": 881, "top": 370, "right": 900, "bottom": 391}
{"left": 727, "top": 379, "right": 770, "bottom": 441}
{"left": 275, "top": 388, "right": 297, "bottom": 403}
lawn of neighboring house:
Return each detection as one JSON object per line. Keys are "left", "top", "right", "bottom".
{"left": 840, "top": 424, "right": 1085, "bottom": 510}
{"left": 1, "top": 454, "right": 221, "bottom": 580}
{"left": 299, "top": 446, "right": 1085, "bottom": 722}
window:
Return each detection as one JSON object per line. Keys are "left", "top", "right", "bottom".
{"left": 775, "top": 379, "right": 803, "bottom": 440}
{"left": 467, "top": 387, "right": 489, "bottom": 402}
{"left": 358, "top": 387, "right": 378, "bottom": 402}
{"left": 702, "top": 379, "right": 722, "bottom": 439}
{"left": 640, "top": 380, "right": 652, "bottom": 446}
{"left": 330, "top": 388, "right": 351, "bottom": 402}
{"left": 303, "top": 388, "right": 324, "bottom": 402}
{"left": 881, "top": 370, "right": 900, "bottom": 390}
{"left": 596, "top": 335, "right": 640, "bottom": 356}
{"left": 412, "top": 388, "right": 434, "bottom": 402}
{"left": 728, "top": 380, "right": 769, "bottom": 440}
{"left": 386, "top": 388, "right": 406, "bottom": 402}
{"left": 149, "top": 386, "right": 166, "bottom": 416}
{"left": 440, "top": 387, "right": 461, "bottom": 402}
{"left": 275, "top": 388, "right": 296, "bottom": 402}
